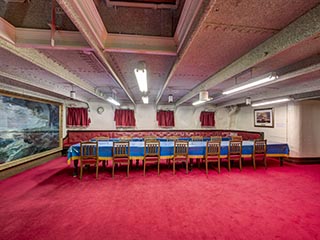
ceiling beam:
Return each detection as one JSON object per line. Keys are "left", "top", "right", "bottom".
{"left": 175, "top": 4, "right": 320, "bottom": 106}
{"left": 56, "top": 0, "right": 136, "bottom": 104}
{"left": 0, "top": 37, "right": 108, "bottom": 102}
{"left": 104, "top": 34, "right": 177, "bottom": 56}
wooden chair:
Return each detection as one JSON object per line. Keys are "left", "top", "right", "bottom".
{"left": 205, "top": 140, "right": 221, "bottom": 174}
{"left": 79, "top": 141, "right": 99, "bottom": 180}
{"left": 143, "top": 140, "right": 160, "bottom": 176}
{"left": 231, "top": 135, "right": 243, "bottom": 141}
{"left": 119, "top": 136, "right": 132, "bottom": 141}
{"left": 211, "top": 136, "right": 222, "bottom": 141}
{"left": 112, "top": 141, "right": 130, "bottom": 178}
{"left": 173, "top": 140, "right": 189, "bottom": 174}
{"left": 228, "top": 140, "right": 243, "bottom": 171}
{"left": 191, "top": 135, "right": 203, "bottom": 168}
{"left": 253, "top": 139, "right": 267, "bottom": 170}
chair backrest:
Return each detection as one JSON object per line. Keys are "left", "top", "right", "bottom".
{"left": 144, "top": 139, "right": 160, "bottom": 157}
{"left": 144, "top": 135, "right": 157, "bottom": 141}
{"left": 191, "top": 136, "right": 203, "bottom": 141}
{"left": 231, "top": 135, "right": 243, "bottom": 141}
{"left": 168, "top": 136, "right": 179, "bottom": 141}
{"left": 211, "top": 136, "right": 222, "bottom": 141}
{"left": 94, "top": 136, "right": 110, "bottom": 141}
{"left": 113, "top": 141, "right": 130, "bottom": 158}
{"left": 206, "top": 141, "right": 221, "bottom": 157}
{"left": 174, "top": 140, "right": 189, "bottom": 156}
{"left": 254, "top": 139, "right": 267, "bottom": 154}
{"left": 119, "top": 136, "right": 132, "bottom": 141}
{"left": 228, "top": 140, "right": 242, "bottom": 155}
{"left": 80, "top": 141, "right": 98, "bottom": 160}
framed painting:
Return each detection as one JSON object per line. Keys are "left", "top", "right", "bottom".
{"left": 0, "top": 91, "right": 62, "bottom": 170}
{"left": 254, "top": 108, "right": 274, "bottom": 128}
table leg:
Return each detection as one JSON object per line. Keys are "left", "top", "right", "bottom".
{"left": 73, "top": 160, "right": 78, "bottom": 177}
{"left": 280, "top": 157, "right": 283, "bottom": 166}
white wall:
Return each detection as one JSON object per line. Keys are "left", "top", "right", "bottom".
{"left": 65, "top": 99, "right": 320, "bottom": 158}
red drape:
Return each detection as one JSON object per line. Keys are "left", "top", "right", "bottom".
{"left": 200, "top": 111, "right": 215, "bottom": 127}
{"left": 67, "top": 108, "right": 91, "bottom": 127}
{"left": 114, "top": 109, "right": 136, "bottom": 127}
{"left": 157, "top": 110, "right": 175, "bottom": 127}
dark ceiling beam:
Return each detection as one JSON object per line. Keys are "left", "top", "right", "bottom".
{"left": 56, "top": 0, "right": 136, "bottom": 104}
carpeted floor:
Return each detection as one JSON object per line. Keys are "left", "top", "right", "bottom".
{"left": 0, "top": 157, "right": 319, "bottom": 240}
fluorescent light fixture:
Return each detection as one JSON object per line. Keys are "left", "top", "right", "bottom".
{"left": 192, "top": 100, "right": 206, "bottom": 106}
{"left": 134, "top": 61, "right": 148, "bottom": 92}
{"left": 223, "top": 73, "right": 278, "bottom": 95}
{"left": 251, "top": 98, "right": 291, "bottom": 107}
{"left": 107, "top": 97, "right": 120, "bottom": 106}
{"left": 142, "top": 96, "right": 149, "bottom": 104}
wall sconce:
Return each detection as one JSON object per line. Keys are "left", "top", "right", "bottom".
{"left": 192, "top": 90, "right": 212, "bottom": 106}
{"left": 142, "top": 96, "right": 149, "bottom": 104}
{"left": 168, "top": 94, "right": 173, "bottom": 103}
{"left": 245, "top": 97, "right": 251, "bottom": 105}
{"left": 134, "top": 61, "right": 148, "bottom": 92}
{"left": 70, "top": 90, "right": 76, "bottom": 99}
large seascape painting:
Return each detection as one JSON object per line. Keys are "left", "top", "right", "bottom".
{"left": 0, "top": 92, "right": 62, "bottom": 169}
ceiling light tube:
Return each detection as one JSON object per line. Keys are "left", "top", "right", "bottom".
{"left": 223, "top": 73, "right": 278, "bottom": 95}
{"left": 192, "top": 100, "right": 206, "bottom": 106}
{"left": 142, "top": 96, "right": 149, "bottom": 104}
{"left": 107, "top": 97, "right": 120, "bottom": 106}
{"left": 251, "top": 98, "right": 291, "bottom": 107}
{"left": 134, "top": 61, "right": 148, "bottom": 92}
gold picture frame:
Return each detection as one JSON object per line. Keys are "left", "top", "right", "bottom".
{"left": 0, "top": 90, "right": 62, "bottom": 170}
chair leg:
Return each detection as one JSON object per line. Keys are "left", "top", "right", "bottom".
{"left": 96, "top": 161, "right": 99, "bottom": 179}
{"left": 112, "top": 161, "right": 115, "bottom": 178}
{"left": 186, "top": 159, "right": 188, "bottom": 174}
{"left": 253, "top": 157, "right": 256, "bottom": 170}
{"left": 173, "top": 159, "right": 175, "bottom": 175}
{"left": 127, "top": 160, "right": 130, "bottom": 177}
{"left": 157, "top": 160, "right": 160, "bottom": 175}
{"left": 218, "top": 158, "right": 220, "bottom": 174}
{"left": 80, "top": 161, "right": 83, "bottom": 180}
{"left": 264, "top": 157, "right": 267, "bottom": 169}
{"left": 143, "top": 159, "right": 146, "bottom": 176}
{"left": 239, "top": 157, "right": 242, "bottom": 171}
{"left": 205, "top": 159, "right": 208, "bottom": 175}
{"left": 228, "top": 158, "right": 231, "bottom": 171}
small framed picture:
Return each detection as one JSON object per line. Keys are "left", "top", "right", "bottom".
{"left": 254, "top": 108, "right": 274, "bottom": 128}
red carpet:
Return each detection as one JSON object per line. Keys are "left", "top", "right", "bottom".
{"left": 0, "top": 157, "right": 320, "bottom": 240}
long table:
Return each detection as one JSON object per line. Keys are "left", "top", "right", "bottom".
{"left": 67, "top": 140, "right": 289, "bottom": 173}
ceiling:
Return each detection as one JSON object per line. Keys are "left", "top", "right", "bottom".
{"left": 0, "top": 0, "right": 319, "bottom": 108}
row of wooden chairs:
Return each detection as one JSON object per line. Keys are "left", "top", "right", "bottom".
{"left": 78, "top": 139, "right": 267, "bottom": 179}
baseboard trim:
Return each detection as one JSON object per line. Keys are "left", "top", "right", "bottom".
{"left": 0, "top": 152, "right": 62, "bottom": 180}
{"left": 286, "top": 156, "right": 320, "bottom": 164}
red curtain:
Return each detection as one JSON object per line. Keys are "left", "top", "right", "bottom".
{"left": 200, "top": 111, "right": 215, "bottom": 127}
{"left": 157, "top": 110, "right": 175, "bottom": 127}
{"left": 67, "top": 108, "right": 91, "bottom": 127}
{"left": 114, "top": 109, "right": 136, "bottom": 127}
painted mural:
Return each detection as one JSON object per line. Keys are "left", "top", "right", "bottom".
{"left": 0, "top": 93, "right": 61, "bottom": 166}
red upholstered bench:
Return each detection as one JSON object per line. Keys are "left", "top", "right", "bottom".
{"left": 63, "top": 129, "right": 263, "bottom": 152}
